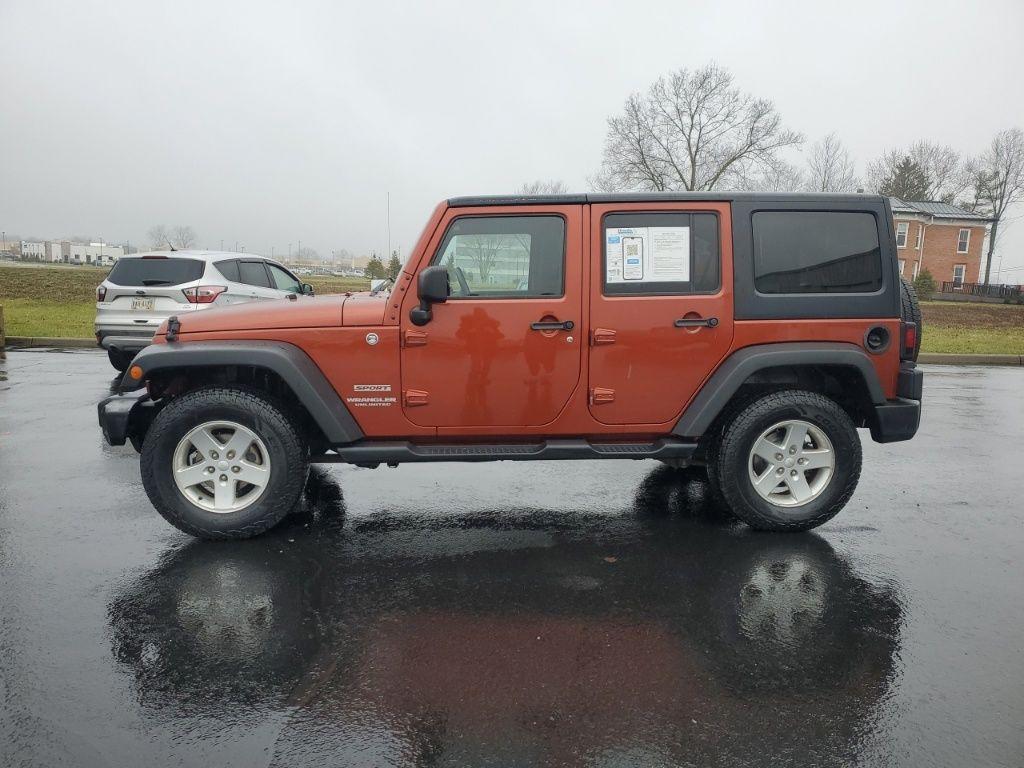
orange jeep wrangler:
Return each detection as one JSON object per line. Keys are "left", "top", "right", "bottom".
{"left": 98, "top": 193, "right": 923, "bottom": 539}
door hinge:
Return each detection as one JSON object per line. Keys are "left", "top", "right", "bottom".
{"left": 403, "top": 389, "right": 430, "bottom": 407}
{"left": 590, "top": 328, "right": 616, "bottom": 346}
{"left": 401, "top": 329, "right": 428, "bottom": 347}
{"left": 589, "top": 387, "right": 616, "bottom": 405}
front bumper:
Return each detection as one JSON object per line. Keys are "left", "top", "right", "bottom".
{"left": 869, "top": 363, "right": 923, "bottom": 443}
{"left": 97, "top": 390, "right": 154, "bottom": 448}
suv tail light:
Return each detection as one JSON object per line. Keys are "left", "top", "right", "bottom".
{"left": 182, "top": 285, "right": 227, "bottom": 304}
{"left": 96, "top": 285, "right": 107, "bottom": 302}
{"left": 901, "top": 321, "right": 918, "bottom": 360}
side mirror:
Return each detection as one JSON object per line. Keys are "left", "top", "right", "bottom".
{"left": 410, "top": 265, "right": 450, "bottom": 326}
{"left": 369, "top": 278, "right": 388, "bottom": 293}
{"left": 300, "top": 283, "right": 315, "bottom": 296}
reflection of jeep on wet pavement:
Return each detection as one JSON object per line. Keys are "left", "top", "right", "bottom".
{"left": 98, "top": 193, "right": 924, "bottom": 539}
{"left": 107, "top": 468, "right": 902, "bottom": 765}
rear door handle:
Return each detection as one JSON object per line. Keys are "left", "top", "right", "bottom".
{"left": 531, "top": 320, "right": 574, "bottom": 331}
{"left": 674, "top": 316, "right": 719, "bottom": 328}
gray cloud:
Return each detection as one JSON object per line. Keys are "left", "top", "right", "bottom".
{"left": 2, "top": 0, "right": 1022, "bottom": 274}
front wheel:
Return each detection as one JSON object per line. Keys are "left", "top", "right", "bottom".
{"left": 140, "top": 386, "right": 309, "bottom": 539}
{"left": 713, "top": 391, "right": 861, "bottom": 532}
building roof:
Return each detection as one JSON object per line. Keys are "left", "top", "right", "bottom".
{"left": 890, "top": 198, "right": 991, "bottom": 222}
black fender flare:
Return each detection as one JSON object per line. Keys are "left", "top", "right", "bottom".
{"left": 123, "top": 340, "right": 363, "bottom": 445}
{"left": 672, "top": 342, "right": 886, "bottom": 438}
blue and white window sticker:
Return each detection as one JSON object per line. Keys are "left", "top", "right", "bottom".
{"left": 605, "top": 226, "right": 690, "bottom": 284}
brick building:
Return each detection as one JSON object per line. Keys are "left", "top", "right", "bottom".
{"left": 890, "top": 199, "right": 991, "bottom": 287}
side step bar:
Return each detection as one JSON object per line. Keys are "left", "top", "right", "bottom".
{"left": 315, "top": 438, "right": 697, "bottom": 466}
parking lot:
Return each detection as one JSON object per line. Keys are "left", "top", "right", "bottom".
{"left": 0, "top": 349, "right": 1022, "bottom": 767}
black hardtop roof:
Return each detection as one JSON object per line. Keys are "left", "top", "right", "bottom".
{"left": 448, "top": 192, "right": 888, "bottom": 208}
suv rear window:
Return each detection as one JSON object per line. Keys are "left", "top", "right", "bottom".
{"left": 752, "top": 212, "right": 882, "bottom": 294}
{"left": 106, "top": 257, "right": 204, "bottom": 287}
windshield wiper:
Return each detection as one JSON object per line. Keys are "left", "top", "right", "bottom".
{"left": 141, "top": 279, "right": 173, "bottom": 286}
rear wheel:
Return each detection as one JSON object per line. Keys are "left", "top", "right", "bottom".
{"left": 712, "top": 390, "right": 861, "bottom": 532}
{"left": 107, "top": 348, "right": 133, "bottom": 372}
{"left": 140, "top": 386, "right": 308, "bottom": 539}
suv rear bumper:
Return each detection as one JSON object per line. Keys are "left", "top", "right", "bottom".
{"left": 96, "top": 329, "right": 155, "bottom": 354}
{"left": 869, "top": 364, "right": 923, "bottom": 443}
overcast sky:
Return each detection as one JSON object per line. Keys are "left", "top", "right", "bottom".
{"left": 2, "top": 0, "right": 1023, "bottom": 277}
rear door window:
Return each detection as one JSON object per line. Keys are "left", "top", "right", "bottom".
{"left": 752, "top": 211, "right": 882, "bottom": 294}
{"left": 602, "top": 212, "right": 720, "bottom": 295}
{"left": 267, "top": 263, "right": 302, "bottom": 293}
{"left": 106, "top": 257, "right": 204, "bottom": 287}
{"left": 238, "top": 261, "right": 272, "bottom": 288}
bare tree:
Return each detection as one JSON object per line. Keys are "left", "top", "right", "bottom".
{"left": 593, "top": 64, "right": 803, "bottom": 192}
{"left": 866, "top": 141, "right": 968, "bottom": 202}
{"left": 972, "top": 128, "right": 1024, "bottom": 284}
{"left": 148, "top": 225, "right": 172, "bottom": 250}
{"left": 736, "top": 157, "right": 804, "bottom": 192}
{"left": 517, "top": 180, "right": 568, "bottom": 195}
{"left": 805, "top": 133, "right": 859, "bottom": 192}
{"left": 171, "top": 225, "right": 197, "bottom": 249}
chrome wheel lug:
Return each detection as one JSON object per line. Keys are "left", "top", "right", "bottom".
{"left": 231, "top": 466, "right": 240, "bottom": 474}
{"left": 776, "top": 467, "right": 784, "bottom": 475}
{"left": 790, "top": 469, "right": 798, "bottom": 477}
{"left": 219, "top": 474, "right": 228, "bottom": 482}
{"left": 210, "top": 451, "right": 219, "bottom": 460}
{"left": 775, "top": 453, "right": 783, "bottom": 461}
{"left": 227, "top": 450, "right": 235, "bottom": 460}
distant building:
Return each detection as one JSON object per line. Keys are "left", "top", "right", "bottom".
{"left": 890, "top": 199, "right": 992, "bottom": 287}
{"left": 20, "top": 241, "right": 46, "bottom": 259}
{"left": 68, "top": 242, "right": 123, "bottom": 266}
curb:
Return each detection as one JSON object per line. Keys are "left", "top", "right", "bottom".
{"left": 918, "top": 352, "right": 1023, "bottom": 366}
{"left": 5, "top": 336, "right": 97, "bottom": 349}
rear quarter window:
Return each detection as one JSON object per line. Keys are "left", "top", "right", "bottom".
{"left": 106, "top": 257, "right": 204, "bottom": 287}
{"left": 752, "top": 211, "right": 882, "bottom": 294}
{"left": 215, "top": 259, "right": 240, "bottom": 282}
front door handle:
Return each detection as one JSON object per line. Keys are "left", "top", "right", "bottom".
{"left": 674, "top": 316, "right": 719, "bottom": 328}
{"left": 531, "top": 320, "right": 574, "bottom": 331}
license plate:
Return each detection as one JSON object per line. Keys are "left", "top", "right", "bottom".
{"left": 131, "top": 298, "right": 155, "bottom": 311}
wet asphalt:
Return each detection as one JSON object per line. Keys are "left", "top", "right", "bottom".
{"left": 0, "top": 350, "right": 1022, "bottom": 767}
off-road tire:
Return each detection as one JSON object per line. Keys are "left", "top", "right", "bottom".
{"left": 107, "top": 348, "right": 133, "bottom": 372}
{"left": 140, "top": 386, "right": 308, "bottom": 540}
{"left": 900, "top": 277, "right": 922, "bottom": 360}
{"left": 714, "top": 390, "right": 861, "bottom": 532}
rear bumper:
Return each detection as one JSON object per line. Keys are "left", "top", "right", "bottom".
{"left": 869, "top": 364, "right": 923, "bottom": 443}
{"left": 96, "top": 328, "right": 156, "bottom": 354}
{"left": 97, "top": 390, "right": 154, "bottom": 448}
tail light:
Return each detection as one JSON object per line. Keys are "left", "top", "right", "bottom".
{"left": 182, "top": 285, "right": 227, "bottom": 304}
{"left": 96, "top": 285, "right": 107, "bottom": 301}
{"left": 901, "top": 321, "right": 918, "bottom": 360}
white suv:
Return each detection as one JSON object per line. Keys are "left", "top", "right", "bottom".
{"left": 95, "top": 251, "right": 312, "bottom": 370}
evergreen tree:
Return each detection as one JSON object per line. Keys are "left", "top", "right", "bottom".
{"left": 879, "top": 157, "right": 931, "bottom": 200}
{"left": 387, "top": 251, "right": 402, "bottom": 280}
{"left": 365, "top": 254, "right": 386, "bottom": 279}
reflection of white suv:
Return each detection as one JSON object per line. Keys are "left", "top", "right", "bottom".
{"left": 95, "top": 251, "right": 312, "bottom": 370}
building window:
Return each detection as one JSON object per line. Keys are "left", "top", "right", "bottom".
{"left": 915, "top": 226, "right": 922, "bottom": 249}
{"left": 953, "top": 264, "right": 966, "bottom": 286}
{"left": 957, "top": 228, "right": 970, "bottom": 254}
{"left": 898, "top": 259, "right": 906, "bottom": 276}
{"left": 896, "top": 221, "right": 909, "bottom": 249}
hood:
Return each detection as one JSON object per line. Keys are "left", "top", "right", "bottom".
{"left": 341, "top": 291, "right": 389, "bottom": 326}
{"left": 165, "top": 295, "right": 348, "bottom": 336}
